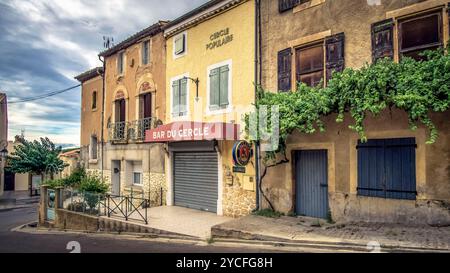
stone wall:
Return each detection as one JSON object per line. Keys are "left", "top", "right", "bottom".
{"left": 223, "top": 182, "right": 256, "bottom": 218}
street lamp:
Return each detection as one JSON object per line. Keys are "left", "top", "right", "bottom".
{"left": 183, "top": 76, "right": 200, "bottom": 101}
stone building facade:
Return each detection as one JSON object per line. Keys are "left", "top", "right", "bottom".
{"left": 260, "top": 0, "right": 450, "bottom": 225}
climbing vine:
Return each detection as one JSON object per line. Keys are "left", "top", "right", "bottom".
{"left": 247, "top": 45, "right": 450, "bottom": 163}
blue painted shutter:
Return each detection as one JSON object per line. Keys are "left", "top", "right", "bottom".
{"left": 384, "top": 138, "right": 416, "bottom": 200}
{"left": 357, "top": 138, "right": 416, "bottom": 200}
{"left": 357, "top": 139, "right": 386, "bottom": 198}
{"left": 219, "top": 65, "right": 229, "bottom": 107}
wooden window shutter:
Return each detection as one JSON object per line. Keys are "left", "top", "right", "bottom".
{"left": 219, "top": 65, "right": 229, "bottom": 107}
{"left": 279, "top": 0, "right": 300, "bottom": 13}
{"left": 172, "top": 80, "right": 180, "bottom": 114}
{"left": 277, "top": 48, "right": 292, "bottom": 92}
{"left": 139, "top": 95, "right": 145, "bottom": 119}
{"left": 209, "top": 68, "right": 220, "bottom": 108}
{"left": 325, "top": 32, "right": 345, "bottom": 82}
{"left": 371, "top": 19, "right": 394, "bottom": 63}
{"left": 144, "top": 93, "right": 152, "bottom": 118}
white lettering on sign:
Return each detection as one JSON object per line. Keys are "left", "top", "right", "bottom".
{"left": 152, "top": 126, "right": 210, "bottom": 140}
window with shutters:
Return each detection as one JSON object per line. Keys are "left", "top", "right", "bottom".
{"left": 173, "top": 32, "right": 187, "bottom": 58}
{"left": 114, "top": 98, "right": 126, "bottom": 122}
{"left": 279, "top": 0, "right": 310, "bottom": 13}
{"left": 207, "top": 60, "right": 231, "bottom": 112}
{"left": 139, "top": 92, "right": 152, "bottom": 119}
{"left": 286, "top": 33, "right": 344, "bottom": 88}
{"left": 117, "top": 51, "right": 125, "bottom": 75}
{"left": 357, "top": 138, "right": 417, "bottom": 200}
{"left": 399, "top": 12, "right": 443, "bottom": 61}
{"left": 295, "top": 44, "right": 324, "bottom": 87}
{"left": 142, "top": 40, "right": 150, "bottom": 65}
{"left": 91, "top": 91, "right": 97, "bottom": 110}
{"left": 171, "top": 75, "right": 189, "bottom": 117}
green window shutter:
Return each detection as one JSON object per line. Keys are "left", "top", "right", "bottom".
{"left": 209, "top": 68, "right": 220, "bottom": 109}
{"left": 174, "top": 34, "right": 185, "bottom": 55}
{"left": 180, "top": 78, "right": 188, "bottom": 114}
{"left": 219, "top": 65, "right": 229, "bottom": 107}
{"left": 172, "top": 80, "right": 180, "bottom": 115}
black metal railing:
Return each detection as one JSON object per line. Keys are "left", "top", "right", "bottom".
{"left": 108, "top": 117, "right": 159, "bottom": 143}
{"left": 106, "top": 194, "right": 149, "bottom": 224}
{"left": 108, "top": 121, "right": 127, "bottom": 142}
{"left": 63, "top": 190, "right": 150, "bottom": 224}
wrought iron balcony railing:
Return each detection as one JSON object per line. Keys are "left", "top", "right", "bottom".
{"left": 108, "top": 117, "right": 159, "bottom": 144}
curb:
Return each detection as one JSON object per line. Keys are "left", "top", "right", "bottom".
{"left": 211, "top": 227, "right": 450, "bottom": 253}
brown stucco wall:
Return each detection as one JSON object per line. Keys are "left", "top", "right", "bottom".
{"left": 80, "top": 76, "right": 103, "bottom": 147}
{"left": 260, "top": 0, "right": 450, "bottom": 224}
{"left": 103, "top": 31, "right": 166, "bottom": 138}
{"left": 260, "top": 0, "right": 449, "bottom": 91}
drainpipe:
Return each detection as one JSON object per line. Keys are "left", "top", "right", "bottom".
{"left": 98, "top": 55, "right": 106, "bottom": 178}
{"left": 254, "top": 0, "right": 262, "bottom": 211}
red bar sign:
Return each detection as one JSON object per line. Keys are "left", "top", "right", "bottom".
{"left": 145, "top": 121, "right": 240, "bottom": 143}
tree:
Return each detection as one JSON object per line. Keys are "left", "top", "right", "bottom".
{"left": 6, "top": 136, "right": 68, "bottom": 182}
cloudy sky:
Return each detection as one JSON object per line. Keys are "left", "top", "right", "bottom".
{"left": 0, "top": 0, "right": 208, "bottom": 146}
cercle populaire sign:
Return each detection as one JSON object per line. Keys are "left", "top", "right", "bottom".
{"left": 145, "top": 122, "right": 240, "bottom": 142}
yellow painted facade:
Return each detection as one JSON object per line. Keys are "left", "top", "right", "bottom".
{"left": 165, "top": 0, "right": 255, "bottom": 127}
{"left": 164, "top": 0, "right": 257, "bottom": 217}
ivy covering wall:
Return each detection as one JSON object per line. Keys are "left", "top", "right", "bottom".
{"left": 247, "top": 46, "right": 450, "bottom": 162}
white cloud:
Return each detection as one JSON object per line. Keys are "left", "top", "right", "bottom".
{"left": 1, "top": 0, "right": 208, "bottom": 146}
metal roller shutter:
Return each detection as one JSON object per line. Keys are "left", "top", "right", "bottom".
{"left": 174, "top": 152, "right": 218, "bottom": 212}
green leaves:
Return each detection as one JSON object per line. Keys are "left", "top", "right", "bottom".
{"left": 6, "top": 136, "right": 68, "bottom": 176}
{"left": 247, "top": 46, "right": 450, "bottom": 162}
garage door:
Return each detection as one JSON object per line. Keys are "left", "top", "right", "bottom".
{"left": 174, "top": 152, "right": 218, "bottom": 213}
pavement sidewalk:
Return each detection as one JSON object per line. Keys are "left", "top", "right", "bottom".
{"left": 0, "top": 191, "right": 40, "bottom": 211}
{"left": 211, "top": 215, "right": 450, "bottom": 252}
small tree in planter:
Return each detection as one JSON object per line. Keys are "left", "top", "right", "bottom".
{"left": 79, "top": 175, "right": 109, "bottom": 213}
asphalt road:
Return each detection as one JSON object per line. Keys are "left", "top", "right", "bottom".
{"left": 0, "top": 205, "right": 282, "bottom": 253}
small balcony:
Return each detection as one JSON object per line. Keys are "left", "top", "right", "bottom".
{"left": 108, "top": 117, "right": 159, "bottom": 144}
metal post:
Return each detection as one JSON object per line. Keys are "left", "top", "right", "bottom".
{"left": 107, "top": 195, "right": 110, "bottom": 217}
{"left": 145, "top": 204, "right": 148, "bottom": 225}
{"left": 125, "top": 196, "right": 128, "bottom": 221}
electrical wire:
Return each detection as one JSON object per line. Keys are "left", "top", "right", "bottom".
{"left": 4, "top": 84, "right": 81, "bottom": 104}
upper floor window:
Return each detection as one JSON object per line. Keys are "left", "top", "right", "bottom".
{"left": 278, "top": 33, "right": 345, "bottom": 91}
{"left": 91, "top": 91, "right": 97, "bottom": 110}
{"left": 139, "top": 92, "right": 152, "bottom": 119}
{"left": 172, "top": 77, "right": 188, "bottom": 117}
{"left": 117, "top": 51, "right": 124, "bottom": 75}
{"left": 174, "top": 32, "right": 187, "bottom": 57}
{"left": 399, "top": 12, "right": 443, "bottom": 60}
{"left": 114, "top": 98, "right": 126, "bottom": 123}
{"left": 279, "top": 0, "right": 310, "bottom": 13}
{"left": 295, "top": 44, "right": 324, "bottom": 87}
{"left": 208, "top": 62, "right": 231, "bottom": 111}
{"left": 372, "top": 10, "right": 445, "bottom": 63}
{"left": 142, "top": 40, "right": 150, "bottom": 65}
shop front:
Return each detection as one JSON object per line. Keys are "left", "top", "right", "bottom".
{"left": 145, "top": 122, "right": 256, "bottom": 217}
